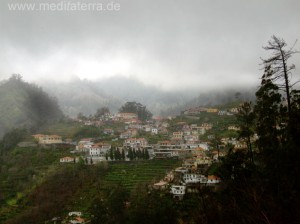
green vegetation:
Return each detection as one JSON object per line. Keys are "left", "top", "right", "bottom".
{"left": 0, "top": 143, "right": 181, "bottom": 224}
{"left": 40, "top": 121, "right": 82, "bottom": 139}
{"left": 119, "top": 101, "right": 152, "bottom": 121}
{"left": 104, "top": 160, "right": 181, "bottom": 190}
{"left": 0, "top": 36, "right": 299, "bottom": 223}
{"left": 0, "top": 146, "right": 74, "bottom": 222}
{"left": 0, "top": 75, "right": 63, "bottom": 138}
{"left": 211, "top": 36, "right": 300, "bottom": 223}
{"left": 137, "top": 132, "right": 168, "bottom": 144}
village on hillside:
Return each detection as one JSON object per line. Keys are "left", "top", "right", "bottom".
{"left": 27, "top": 107, "right": 249, "bottom": 179}
{"left": 11, "top": 104, "right": 259, "bottom": 223}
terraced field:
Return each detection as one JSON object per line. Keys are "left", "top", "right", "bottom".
{"left": 105, "top": 159, "right": 182, "bottom": 190}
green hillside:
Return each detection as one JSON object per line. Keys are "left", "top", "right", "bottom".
{"left": 0, "top": 144, "right": 181, "bottom": 223}
{"left": 0, "top": 75, "right": 64, "bottom": 137}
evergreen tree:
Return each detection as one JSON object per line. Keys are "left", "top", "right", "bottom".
{"left": 236, "top": 102, "right": 255, "bottom": 163}
{"left": 109, "top": 148, "right": 114, "bottom": 161}
{"left": 142, "top": 149, "right": 146, "bottom": 159}
{"left": 145, "top": 149, "right": 150, "bottom": 160}
{"left": 121, "top": 149, "right": 125, "bottom": 160}
{"left": 254, "top": 65, "right": 282, "bottom": 155}
{"left": 115, "top": 147, "right": 121, "bottom": 160}
{"left": 136, "top": 149, "right": 141, "bottom": 159}
{"left": 132, "top": 148, "right": 137, "bottom": 160}
{"left": 94, "top": 107, "right": 110, "bottom": 119}
{"left": 128, "top": 148, "right": 134, "bottom": 161}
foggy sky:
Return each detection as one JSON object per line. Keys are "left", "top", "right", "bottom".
{"left": 0, "top": 0, "right": 299, "bottom": 90}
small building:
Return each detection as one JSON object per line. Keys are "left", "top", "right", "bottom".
{"left": 218, "top": 110, "right": 227, "bottom": 115}
{"left": 172, "top": 132, "right": 183, "bottom": 140}
{"left": 123, "top": 138, "right": 148, "bottom": 148}
{"left": 151, "top": 128, "right": 158, "bottom": 135}
{"left": 68, "top": 212, "right": 82, "bottom": 217}
{"left": 206, "top": 108, "right": 218, "bottom": 113}
{"left": 170, "top": 185, "right": 186, "bottom": 199}
{"left": 89, "top": 142, "right": 111, "bottom": 157}
{"left": 76, "top": 139, "right": 94, "bottom": 152}
{"left": 117, "top": 113, "right": 138, "bottom": 120}
{"left": 230, "top": 107, "right": 239, "bottom": 113}
{"left": 32, "top": 134, "right": 62, "bottom": 144}
{"left": 201, "top": 123, "right": 213, "bottom": 130}
{"left": 120, "top": 129, "right": 138, "bottom": 139}
{"left": 207, "top": 175, "right": 221, "bottom": 184}
{"left": 70, "top": 217, "right": 85, "bottom": 224}
{"left": 182, "top": 173, "right": 207, "bottom": 184}
{"left": 60, "top": 157, "right": 75, "bottom": 163}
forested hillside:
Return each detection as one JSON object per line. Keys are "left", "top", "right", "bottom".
{"left": 0, "top": 75, "right": 64, "bottom": 137}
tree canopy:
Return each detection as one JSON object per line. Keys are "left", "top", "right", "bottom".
{"left": 119, "top": 101, "right": 152, "bottom": 121}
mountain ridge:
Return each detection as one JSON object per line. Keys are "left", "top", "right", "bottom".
{"left": 37, "top": 76, "right": 256, "bottom": 117}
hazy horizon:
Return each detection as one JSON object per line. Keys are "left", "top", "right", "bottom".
{"left": 1, "top": 0, "right": 300, "bottom": 90}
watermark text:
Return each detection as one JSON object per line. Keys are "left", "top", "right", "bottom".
{"left": 7, "top": 1, "right": 121, "bottom": 12}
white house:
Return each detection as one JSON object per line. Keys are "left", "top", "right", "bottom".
{"left": 123, "top": 138, "right": 148, "bottom": 148}
{"left": 151, "top": 128, "right": 158, "bottom": 135}
{"left": 170, "top": 185, "right": 186, "bottom": 199}
{"left": 76, "top": 139, "right": 94, "bottom": 152}
{"left": 182, "top": 173, "right": 207, "bottom": 184}
{"left": 69, "top": 211, "right": 82, "bottom": 217}
{"left": 60, "top": 157, "right": 75, "bottom": 163}
{"left": 89, "top": 143, "right": 111, "bottom": 157}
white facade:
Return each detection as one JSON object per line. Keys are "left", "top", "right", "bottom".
{"left": 170, "top": 185, "right": 186, "bottom": 199}
{"left": 151, "top": 128, "right": 158, "bottom": 134}
{"left": 89, "top": 144, "right": 111, "bottom": 157}
{"left": 183, "top": 173, "right": 207, "bottom": 184}
{"left": 123, "top": 138, "right": 148, "bottom": 148}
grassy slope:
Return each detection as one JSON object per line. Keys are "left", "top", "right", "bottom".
{"left": 0, "top": 146, "right": 74, "bottom": 222}
{"left": 40, "top": 121, "right": 83, "bottom": 139}
{"left": 0, "top": 145, "right": 181, "bottom": 223}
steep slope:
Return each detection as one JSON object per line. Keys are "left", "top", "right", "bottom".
{"left": 0, "top": 75, "right": 64, "bottom": 137}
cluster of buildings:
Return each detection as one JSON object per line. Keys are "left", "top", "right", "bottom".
{"left": 29, "top": 106, "right": 251, "bottom": 165}
{"left": 152, "top": 154, "right": 222, "bottom": 200}
{"left": 182, "top": 106, "right": 239, "bottom": 116}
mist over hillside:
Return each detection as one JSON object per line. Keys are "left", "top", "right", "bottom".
{"left": 37, "top": 76, "right": 256, "bottom": 117}
{"left": 0, "top": 75, "right": 64, "bottom": 137}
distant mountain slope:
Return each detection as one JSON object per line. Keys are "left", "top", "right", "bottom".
{"left": 38, "top": 76, "right": 256, "bottom": 118}
{"left": 0, "top": 75, "right": 64, "bottom": 137}
{"left": 38, "top": 76, "right": 199, "bottom": 117}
